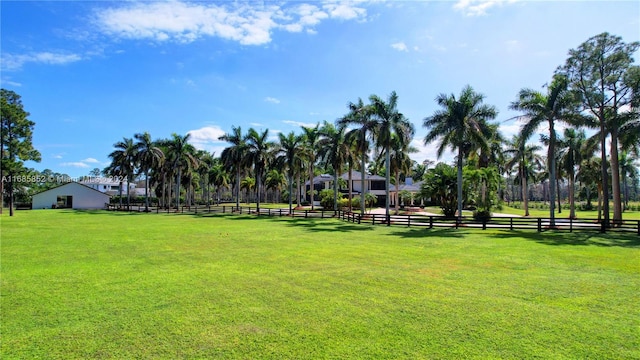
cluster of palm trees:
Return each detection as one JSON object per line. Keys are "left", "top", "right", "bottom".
{"left": 104, "top": 33, "right": 638, "bottom": 228}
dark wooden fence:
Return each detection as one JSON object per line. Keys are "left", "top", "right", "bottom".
{"left": 105, "top": 204, "right": 640, "bottom": 235}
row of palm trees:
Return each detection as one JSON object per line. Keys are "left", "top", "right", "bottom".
{"left": 105, "top": 84, "right": 638, "bottom": 226}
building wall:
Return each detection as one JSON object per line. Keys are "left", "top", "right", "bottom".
{"left": 33, "top": 183, "right": 110, "bottom": 210}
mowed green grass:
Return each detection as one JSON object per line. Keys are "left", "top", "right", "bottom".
{"left": 2, "top": 211, "right": 639, "bottom": 359}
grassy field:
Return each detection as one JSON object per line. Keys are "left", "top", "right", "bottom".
{"left": 2, "top": 210, "right": 639, "bottom": 359}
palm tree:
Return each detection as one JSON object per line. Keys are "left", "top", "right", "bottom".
{"left": 209, "top": 162, "right": 230, "bottom": 205}
{"left": 423, "top": 85, "right": 498, "bottom": 222}
{"left": 240, "top": 176, "right": 256, "bottom": 203}
{"left": 195, "top": 150, "right": 215, "bottom": 205}
{"left": 369, "top": 91, "right": 415, "bottom": 224}
{"left": 619, "top": 151, "right": 639, "bottom": 211}
{"left": 318, "top": 121, "right": 349, "bottom": 213}
{"left": 108, "top": 137, "right": 137, "bottom": 210}
{"left": 510, "top": 74, "right": 578, "bottom": 227}
{"left": 559, "top": 127, "right": 586, "bottom": 218}
{"left": 244, "top": 128, "right": 272, "bottom": 212}
{"left": 265, "top": 169, "right": 286, "bottom": 203}
{"left": 276, "top": 131, "right": 302, "bottom": 212}
{"left": 300, "top": 124, "right": 321, "bottom": 210}
{"left": 219, "top": 126, "right": 247, "bottom": 209}
{"left": 385, "top": 133, "right": 418, "bottom": 214}
{"left": 504, "top": 135, "right": 543, "bottom": 216}
{"left": 134, "top": 132, "right": 164, "bottom": 211}
{"left": 338, "top": 98, "right": 376, "bottom": 215}
{"left": 164, "top": 133, "right": 198, "bottom": 208}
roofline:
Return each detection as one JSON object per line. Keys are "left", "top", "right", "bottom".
{"left": 31, "top": 181, "right": 112, "bottom": 197}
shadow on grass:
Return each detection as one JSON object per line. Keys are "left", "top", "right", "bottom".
{"left": 491, "top": 229, "right": 640, "bottom": 248}
{"left": 388, "top": 227, "right": 467, "bottom": 239}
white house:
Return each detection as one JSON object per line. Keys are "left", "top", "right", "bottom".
{"left": 32, "top": 182, "right": 111, "bottom": 210}
{"left": 79, "top": 178, "right": 134, "bottom": 196}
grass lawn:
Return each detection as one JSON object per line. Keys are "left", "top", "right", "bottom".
{"left": 2, "top": 210, "right": 639, "bottom": 359}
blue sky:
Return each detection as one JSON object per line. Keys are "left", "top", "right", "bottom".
{"left": 2, "top": 0, "right": 638, "bottom": 178}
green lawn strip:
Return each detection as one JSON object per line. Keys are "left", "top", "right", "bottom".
{"left": 2, "top": 210, "right": 638, "bottom": 359}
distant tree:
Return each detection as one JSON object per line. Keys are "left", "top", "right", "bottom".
{"left": 423, "top": 85, "right": 497, "bottom": 221}
{"left": 510, "top": 74, "right": 579, "bottom": 227}
{"left": 420, "top": 163, "right": 458, "bottom": 218}
{"left": 219, "top": 126, "right": 247, "bottom": 209}
{"left": 560, "top": 32, "right": 640, "bottom": 226}
{"left": 1, "top": 89, "right": 41, "bottom": 216}
{"left": 300, "top": 124, "right": 321, "bottom": 210}
{"left": 276, "top": 131, "right": 302, "bottom": 212}
{"left": 89, "top": 168, "right": 101, "bottom": 177}
{"left": 108, "top": 137, "right": 137, "bottom": 210}
{"left": 369, "top": 91, "right": 415, "bottom": 224}
{"left": 244, "top": 128, "right": 272, "bottom": 212}
{"left": 134, "top": 132, "right": 164, "bottom": 211}
{"left": 338, "top": 98, "right": 376, "bottom": 214}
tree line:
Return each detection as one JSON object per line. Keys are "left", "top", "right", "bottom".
{"left": 2, "top": 32, "right": 639, "bottom": 226}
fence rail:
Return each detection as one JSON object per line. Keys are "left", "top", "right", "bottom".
{"left": 103, "top": 204, "right": 640, "bottom": 235}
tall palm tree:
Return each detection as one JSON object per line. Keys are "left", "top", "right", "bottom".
{"left": 244, "top": 128, "right": 272, "bottom": 212}
{"left": 504, "top": 135, "right": 543, "bottom": 216}
{"left": 510, "top": 74, "right": 578, "bottom": 226}
{"left": 369, "top": 91, "right": 415, "bottom": 224}
{"left": 164, "top": 133, "right": 198, "bottom": 208}
{"left": 276, "top": 131, "right": 302, "bottom": 212}
{"left": 338, "top": 98, "right": 376, "bottom": 214}
{"left": 559, "top": 127, "right": 586, "bottom": 218}
{"left": 619, "top": 151, "right": 639, "bottom": 211}
{"left": 209, "top": 162, "right": 229, "bottom": 205}
{"left": 265, "top": 169, "right": 286, "bottom": 203}
{"left": 423, "top": 85, "right": 498, "bottom": 222}
{"left": 134, "top": 132, "right": 164, "bottom": 211}
{"left": 318, "top": 121, "right": 349, "bottom": 213}
{"left": 108, "top": 137, "right": 137, "bottom": 210}
{"left": 240, "top": 176, "right": 256, "bottom": 204}
{"left": 219, "top": 126, "right": 247, "bottom": 209}
{"left": 300, "top": 123, "right": 321, "bottom": 210}
{"left": 195, "top": 150, "right": 215, "bottom": 205}
{"left": 386, "top": 133, "right": 418, "bottom": 214}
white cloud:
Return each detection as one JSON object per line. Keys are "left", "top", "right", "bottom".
{"left": 264, "top": 96, "right": 281, "bottom": 104}
{"left": 250, "top": 122, "right": 265, "bottom": 127}
{"left": 283, "top": 120, "right": 318, "bottom": 128}
{"left": 453, "top": 0, "right": 518, "bottom": 16}
{"left": 94, "top": 1, "right": 367, "bottom": 46}
{"left": 82, "top": 157, "right": 100, "bottom": 163}
{"left": 1, "top": 52, "right": 82, "bottom": 71}
{"left": 323, "top": 2, "right": 367, "bottom": 20}
{"left": 391, "top": 42, "right": 408, "bottom": 52}
{"left": 60, "top": 162, "right": 90, "bottom": 168}
{"left": 187, "top": 125, "right": 227, "bottom": 154}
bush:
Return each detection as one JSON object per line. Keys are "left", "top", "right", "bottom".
{"left": 473, "top": 210, "right": 492, "bottom": 222}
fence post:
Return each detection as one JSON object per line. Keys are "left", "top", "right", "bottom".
{"left": 305, "top": 210, "right": 308, "bottom": 218}
{"left": 482, "top": 218, "right": 486, "bottom": 230}
{"left": 570, "top": 217, "right": 573, "bottom": 232}
{"left": 372, "top": 215, "right": 375, "bottom": 225}
{"left": 408, "top": 215, "right": 411, "bottom": 227}
{"left": 358, "top": 213, "right": 361, "bottom": 224}
{"left": 510, "top": 217, "right": 513, "bottom": 231}
{"left": 637, "top": 220, "right": 639, "bottom": 236}
{"left": 429, "top": 216, "right": 433, "bottom": 229}
{"left": 537, "top": 218, "right": 542, "bottom": 232}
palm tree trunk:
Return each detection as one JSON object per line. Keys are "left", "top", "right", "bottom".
{"left": 309, "top": 161, "right": 315, "bottom": 210}
{"left": 456, "top": 147, "right": 463, "bottom": 221}
{"left": 385, "top": 145, "right": 391, "bottom": 225}
{"left": 548, "top": 131, "right": 556, "bottom": 227}
{"left": 522, "top": 167, "right": 529, "bottom": 217}
{"left": 394, "top": 170, "right": 400, "bottom": 215}
{"left": 610, "top": 134, "right": 622, "bottom": 224}
{"left": 348, "top": 164, "right": 353, "bottom": 212}
{"left": 296, "top": 172, "right": 301, "bottom": 207}
{"left": 235, "top": 169, "right": 240, "bottom": 209}
{"left": 144, "top": 170, "right": 149, "bottom": 211}
{"left": 569, "top": 172, "right": 576, "bottom": 219}
{"left": 176, "top": 169, "right": 181, "bottom": 209}
{"left": 556, "top": 177, "right": 562, "bottom": 214}
{"left": 361, "top": 154, "right": 366, "bottom": 215}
